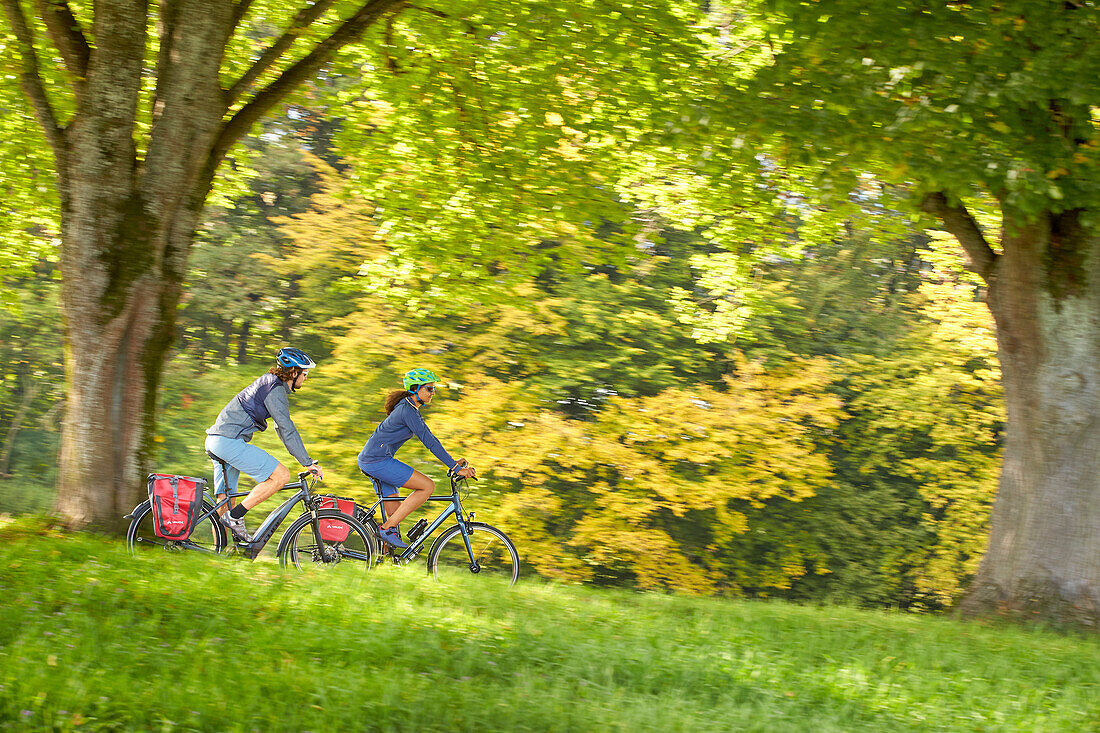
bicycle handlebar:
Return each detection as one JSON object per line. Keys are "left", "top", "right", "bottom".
{"left": 447, "top": 459, "right": 477, "bottom": 481}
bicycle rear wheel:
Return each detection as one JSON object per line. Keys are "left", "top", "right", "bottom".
{"left": 125, "top": 500, "right": 226, "bottom": 555}
{"left": 276, "top": 509, "right": 376, "bottom": 573}
{"left": 426, "top": 522, "right": 520, "bottom": 585}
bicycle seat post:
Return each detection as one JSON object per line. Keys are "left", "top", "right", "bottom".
{"left": 205, "top": 450, "right": 232, "bottom": 506}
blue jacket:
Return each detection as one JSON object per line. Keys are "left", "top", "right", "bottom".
{"left": 358, "top": 397, "right": 456, "bottom": 470}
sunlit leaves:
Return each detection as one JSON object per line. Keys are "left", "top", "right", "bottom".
{"left": 735, "top": 0, "right": 1100, "bottom": 216}
{"left": 842, "top": 234, "right": 1002, "bottom": 606}
{"left": 417, "top": 356, "right": 841, "bottom": 594}
{"left": 0, "top": 55, "right": 58, "bottom": 300}
{"left": 323, "top": 0, "right": 718, "bottom": 296}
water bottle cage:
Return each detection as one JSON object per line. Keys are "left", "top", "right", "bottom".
{"left": 406, "top": 518, "right": 429, "bottom": 543}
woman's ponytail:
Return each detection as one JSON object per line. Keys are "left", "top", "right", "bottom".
{"left": 384, "top": 389, "right": 411, "bottom": 415}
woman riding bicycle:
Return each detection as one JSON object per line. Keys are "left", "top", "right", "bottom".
{"left": 357, "top": 368, "right": 476, "bottom": 549}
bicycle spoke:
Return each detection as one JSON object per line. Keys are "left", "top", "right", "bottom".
{"left": 278, "top": 510, "right": 374, "bottom": 573}
{"left": 126, "top": 500, "right": 226, "bottom": 555}
{"left": 428, "top": 523, "right": 519, "bottom": 585}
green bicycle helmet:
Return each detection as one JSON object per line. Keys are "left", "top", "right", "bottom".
{"left": 403, "top": 368, "right": 441, "bottom": 391}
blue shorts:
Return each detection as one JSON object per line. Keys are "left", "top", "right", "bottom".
{"left": 204, "top": 435, "right": 280, "bottom": 496}
{"left": 358, "top": 458, "right": 414, "bottom": 498}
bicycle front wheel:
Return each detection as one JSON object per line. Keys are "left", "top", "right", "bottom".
{"left": 276, "top": 509, "right": 376, "bottom": 573}
{"left": 125, "top": 500, "right": 227, "bottom": 555}
{"left": 427, "top": 522, "right": 520, "bottom": 585}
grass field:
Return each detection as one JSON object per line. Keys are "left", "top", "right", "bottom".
{"left": 0, "top": 517, "right": 1097, "bottom": 732}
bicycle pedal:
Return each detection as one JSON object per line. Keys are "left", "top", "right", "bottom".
{"left": 227, "top": 543, "right": 256, "bottom": 560}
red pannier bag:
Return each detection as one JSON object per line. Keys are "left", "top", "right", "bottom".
{"left": 318, "top": 496, "right": 356, "bottom": 542}
{"left": 148, "top": 474, "right": 206, "bottom": 540}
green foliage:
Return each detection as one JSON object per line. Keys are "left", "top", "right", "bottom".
{"left": 2, "top": 527, "right": 1099, "bottom": 731}
{"left": 330, "top": 0, "right": 718, "bottom": 297}
{"left": 732, "top": 233, "right": 1002, "bottom": 609}
{"left": 703, "top": 0, "right": 1100, "bottom": 223}
{"left": 0, "top": 68, "right": 59, "bottom": 305}
{"left": 138, "top": 140, "right": 1006, "bottom": 608}
{"left": 839, "top": 235, "right": 1002, "bottom": 607}
{"left": 1, "top": 0, "right": 1017, "bottom": 609}
{"left": 0, "top": 261, "right": 63, "bottom": 512}
{"left": 180, "top": 115, "right": 332, "bottom": 363}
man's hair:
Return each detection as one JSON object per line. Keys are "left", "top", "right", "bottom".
{"left": 269, "top": 365, "right": 298, "bottom": 381}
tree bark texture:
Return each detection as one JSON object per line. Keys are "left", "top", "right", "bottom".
{"left": 953, "top": 207, "right": 1100, "bottom": 627}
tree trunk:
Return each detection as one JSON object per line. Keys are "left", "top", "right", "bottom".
{"left": 55, "top": 191, "right": 209, "bottom": 530}
{"left": 3, "top": 0, "right": 405, "bottom": 529}
{"left": 52, "top": 0, "right": 232, "bottom": 530}
{"left": 238, "top": 320, "right": 250, "bottom": 363}
{"left": 0, "top": 374, "right": 41, "bottom": 477}
{"left": 219, "top": 318, "right": 232, "bottom": 361}
{"left": 960, "top": 209, "right": 1100, "bottom": 626}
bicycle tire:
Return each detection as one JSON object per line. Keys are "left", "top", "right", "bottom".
{"left": 426, "top": 522, "right": 520, "bottom": 585}
{"left": 275, "top": 509, "right": 376, "bottom": 572}
{"left": 125, "top": 499, "right": 227, "bottom": 555}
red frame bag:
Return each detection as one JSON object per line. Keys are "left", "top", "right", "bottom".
{"left": 318, "top": 496, "right": 356, "bottom": 542}
{"left": 148, "top": 474, "right": 206, "bottom": 540}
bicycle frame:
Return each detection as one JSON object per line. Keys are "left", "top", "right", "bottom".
{"left": 197, "top": 477, "right": 322, "bottom": 557}
{"left": 366, "top": 477, "right": 478, "bottom": 566}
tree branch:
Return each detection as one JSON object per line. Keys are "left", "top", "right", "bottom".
{"left": 921, "top": 192, "right": 999, "bottom": 283}
{"left": 226, "top": 0, "right": 341, "bottom": 105}
{"left": 406, "top": 4, "right": 449, "bottom": 20}
{"left": 1, "top": 0, "right": 66, "bottom": 158}
{"left": 231, "top": 0, "right": 256, "bottom": 34}
{"left": 211, "top": 0, "right": 408, "bottom": 166}
{"left": 36, "top": 0, "right": 90, "bottom": 85}
{"left": 406, "top": 3, "right": 476, "bottom": 33}
{"left": 153, "top": 0, "right": 182, "bottom": 127}
{"left": 383, "top": 12, "right": 401, "bottom": 73}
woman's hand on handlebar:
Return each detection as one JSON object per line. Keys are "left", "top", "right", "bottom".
{"left": 452, "top": 458, "right": 476, "bottom": 479}
{"left": 308, "top": 461, "right": 324, "bottom": 481}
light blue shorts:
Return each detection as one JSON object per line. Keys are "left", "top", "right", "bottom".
{"left": 204, "top": 434, "right": 280, "bottom": 496}
{"left": 357, "top": 458, "right": 414, "bottom": 498}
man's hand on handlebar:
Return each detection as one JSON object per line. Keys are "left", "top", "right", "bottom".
{"left": 307, "top": 461, "right": 324, "bottom": 481}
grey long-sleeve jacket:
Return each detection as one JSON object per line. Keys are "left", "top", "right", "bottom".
{"left": 206, "top": 372, "right": 313, "bottom": 466}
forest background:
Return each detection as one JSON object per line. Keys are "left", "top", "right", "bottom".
{"left": 0, "top": 95, "right": 1003, "bottom": 611}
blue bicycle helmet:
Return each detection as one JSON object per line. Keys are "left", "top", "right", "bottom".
{"left": 276, "top": 347, "right": 317, "bottom": 370}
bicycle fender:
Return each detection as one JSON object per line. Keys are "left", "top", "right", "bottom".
{"left": 123, "top": 499, "right": 151, "bottom": 521}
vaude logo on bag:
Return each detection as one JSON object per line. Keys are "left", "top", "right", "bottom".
{"left": 318, "top": 496, "right": 356, "bottom": 543}
{"left": 161, "top": 513, "right": 187, "bottom": 530}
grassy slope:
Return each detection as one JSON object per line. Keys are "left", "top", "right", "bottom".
{"left": 0, "top": 521, "right": 1098, "bottom": 732}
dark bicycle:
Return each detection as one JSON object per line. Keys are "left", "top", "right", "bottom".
{"left": 358, "top": 464, "right": 520, "bottom": 584}
{"left": 125, "top": 452, "right": 376, "bottom": 573}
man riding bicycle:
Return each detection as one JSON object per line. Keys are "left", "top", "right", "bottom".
{"left": 204, "top": 347, "right": 324, "bottom": 542}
